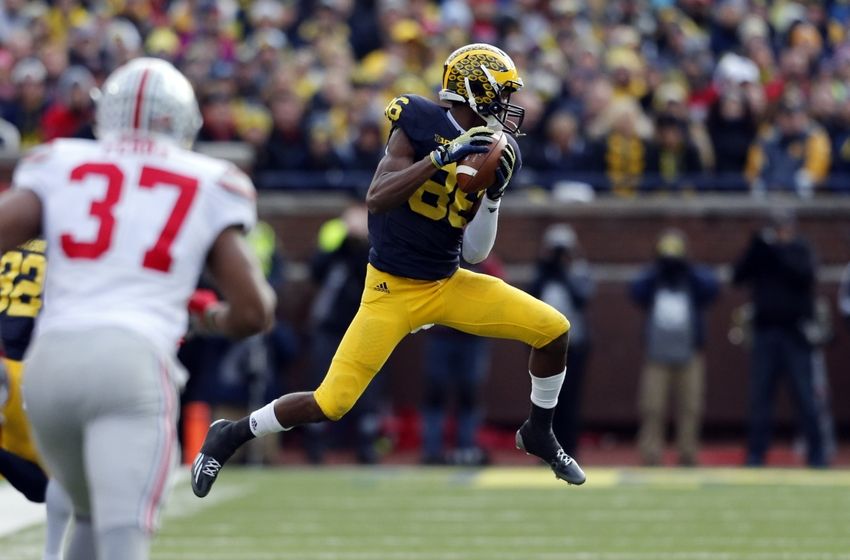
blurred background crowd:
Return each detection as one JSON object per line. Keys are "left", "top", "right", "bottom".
{"left": 2, "top": 0, "right": 850, "bottom": 195}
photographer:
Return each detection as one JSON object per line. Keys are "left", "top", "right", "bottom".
{"left": 732, "top": 209, "right": 825, "bottom": 467}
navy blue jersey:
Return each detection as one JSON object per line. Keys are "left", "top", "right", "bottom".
{"left": 369, "top": 94, "right": 521, "bottom": 280}
{"left": 0, "top": 239, "right": 46, "bottom": 360}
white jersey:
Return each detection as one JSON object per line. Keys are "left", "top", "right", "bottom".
{"left": 13, "top": 135, "right": 257, "bottom": 356}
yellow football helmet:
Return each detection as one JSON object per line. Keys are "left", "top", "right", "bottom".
{"left": 439, "top": 43, "right": 525, "bottom": 134}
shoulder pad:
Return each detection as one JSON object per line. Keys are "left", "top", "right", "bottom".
{"left": 19, "top": 141, "right": 55, "bottom": 165}
{"left": 217, "top": 164, "right": 256, "bottom": 201}
{"left": 385, "top": 95, "right": 442, "bottom": 128}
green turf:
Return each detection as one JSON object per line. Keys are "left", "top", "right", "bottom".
{"left": 3, "top": 467, "right": 850, "bottom": 559}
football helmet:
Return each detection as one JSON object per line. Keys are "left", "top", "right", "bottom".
{"left": 439, "top": 43, "right": 525, "bottom": 134}
{"left": 95, "top": 57, "right": 202, "bottom": 146}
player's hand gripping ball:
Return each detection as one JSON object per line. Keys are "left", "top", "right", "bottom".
{"left": 430, "top": 126, "right": 495, "bottom": 171}
{"left": 456, "top": 129, "right": 509, "bottom": 194}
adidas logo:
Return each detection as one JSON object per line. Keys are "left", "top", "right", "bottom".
{"left": 373, "top": 281, "right": 390, "bottom": 293}
{"left": 250, "top": 417, "right": 258, "bottom": 431}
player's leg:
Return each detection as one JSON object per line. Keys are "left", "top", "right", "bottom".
{"left": 193, "top": 264, "right": 413, "bottom": 497}
{"left": 21, "top": 334, "right": 94, "bottom": 559}
{"left": 437, "top": 268, "right": 584, "bottom": 485}
{"left": 83, "top": 332, "right": 180, "bottom": 560}
{"left": 86, "top": 412, "right": 177, "bottom": 560}
{"left": 64, "top": 519, "right": 96, "bottom": 560}
{"left": 43, "top": 478, "right": 73, "bottom": 560}
{"left": 0, "top": 359, "right": 49, "bottom": 502}
{"left": 0, "top": 448, "right": 47, "bottom": 502}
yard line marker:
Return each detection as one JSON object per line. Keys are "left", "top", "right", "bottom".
{"left": 475, "top": 467, "right": 850, "bottom": 489}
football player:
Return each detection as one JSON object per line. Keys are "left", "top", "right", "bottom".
{"left": 0, "top": 239, "right": 73, "bottom": 560}
{"left": 0, "top": 57, "right": 276, "bottom": 560}
{"left": 192, "top": 43, "right": 585, "bottom": 497}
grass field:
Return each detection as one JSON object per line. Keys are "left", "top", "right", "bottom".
{"left": 3, "top": 466, "right": 850, "bottom": 559}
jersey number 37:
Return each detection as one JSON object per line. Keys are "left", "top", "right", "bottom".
{"left": 62, "top": 163, "right": 197, "bottom": 273}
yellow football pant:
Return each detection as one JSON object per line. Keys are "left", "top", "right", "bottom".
{"left": 314, "top": 264, "right": 570, "bottom": 420}
{"left": 1, "top": 358, "right": 41, "bottom": 465}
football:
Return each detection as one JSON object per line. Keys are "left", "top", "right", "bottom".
{"left": 455, "top": 130, "right": 508, "bottom": 193}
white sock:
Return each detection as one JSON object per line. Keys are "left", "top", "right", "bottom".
{"left": 249, "top": 400, "right": 288, "bottom": 437}
{"left": 529, "top": 369, "right": 566, "bottom": 409}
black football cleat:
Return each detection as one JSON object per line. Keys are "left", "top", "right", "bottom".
{"left": 515, "top": 420, "right": 586, "bottom": 486}
{"left": 191, "top": 419, "right": 240, "bottom": 498}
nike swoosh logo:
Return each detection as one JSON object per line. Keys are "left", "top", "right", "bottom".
{"left": 488, "top": 208, "right": 497, "bottom": 213}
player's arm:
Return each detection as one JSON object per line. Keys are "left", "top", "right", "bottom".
{"left": 0, "top": 190, "right": 42, "bottom": 254}
{"left": 365, "top": 129, "right": 440, "bottom": 214}
{"left": 203, "top": 226, "right": 277, "bottom": 338}
{"left": 366, "top": 127, "right": 494, "bottom": 214}
{"left": 462, "top": 141, "right": 518, "bottom": 264}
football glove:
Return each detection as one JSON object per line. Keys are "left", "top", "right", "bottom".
{"left": 486, "top": 141, "right": 517, "bottom": 201}
{"left": 430, "top": 126, "right": 494, "bottom": 168}
{"left": 187, "top": 289, "right": 221, "bottom": 335}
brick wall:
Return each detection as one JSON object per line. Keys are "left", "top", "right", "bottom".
{"left": 262, "top": 194, "right": 850, "bottom": 432}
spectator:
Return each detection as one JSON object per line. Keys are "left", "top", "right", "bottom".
{"left": 651, "top": 82, "right": 714, "bottom": 171}
{"left": 707, "top": 89, "right": 758, "bottom": 182}
{"left": 2, "top": 58, "right": 49, "bottom": 148}
{"left": 41, "top": 65, "right": 95, "bottom": 140}
{"left": 630, "top": 230, "right": 719, "bottom": 466}
{"left": 648, "top": 113, "right": 704, "bottom": 192}
{"left": 532, "top": 111, "right": 588, "bottom": 176}
{"left": 255, "top": 91, "right": 309, "bottom": 174}
{"left": 745, "top": 96, "right": 831, "bottom": 198}
{"left": 304, "top": 121, "right": 346, "bottom": 172}
{"left": 3, "top": 0, "right": 850, "bottom": 193}
{"left": 586, "top": 98, "right": 653, "bottom": 195}
{"left": 529, "top": 224, "right": 594, "bottom": 458}
{"left": 343, "top": 118, "right": 385, "bottom": 172}
{"left": 421, "top": 255, "right": 504, "bottom": 467}
{"left": 828, "top": 95, "right": 850, "bottom": 188}
{"left": 197, "top": 92, "right": 240, "bottom": 142}
{"left": 732, "top": 209, "right": 825, "bottom": 467}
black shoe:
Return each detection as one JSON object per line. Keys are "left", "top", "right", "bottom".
{"left": 515, "top": 420, "right": 586, "bottom": 485}
{"left": 191, "top": 419, "right": 241, "bottom": 498}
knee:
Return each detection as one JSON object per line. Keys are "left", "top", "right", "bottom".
{"left": 314, "top": 398, "right": 347, "bottom": 422}
{"left": 314, "top": 384, "right": 358, "bottom": 422}
{"left": 539, "top": 330, "right": 569, "bottom": 357}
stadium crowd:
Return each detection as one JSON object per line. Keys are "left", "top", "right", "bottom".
{"left": 1, "top": 0, "right": 850, "bottom": 195}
